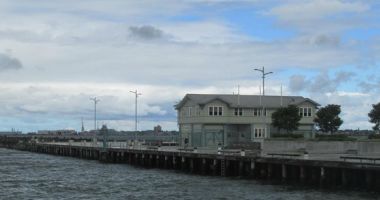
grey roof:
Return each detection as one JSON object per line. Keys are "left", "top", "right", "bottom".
{"left": 175, "top": 94, "right": 320, "bottom": 109}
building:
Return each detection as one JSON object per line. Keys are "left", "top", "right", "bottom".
{"left": 0, "top": 131, "right": 21, "bottom": 135}
{"left": 37, "top": 130, "right": 77, "bottom": 135}
{"left": 154, "top": 125, "right": 162, "bottom": 133}
{"left": 175, "top": 94, "right": 320, "bottom": 148}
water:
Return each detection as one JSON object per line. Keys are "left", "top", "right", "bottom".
{"left": 0, "top": 148, "right": 378, "bottom": 200}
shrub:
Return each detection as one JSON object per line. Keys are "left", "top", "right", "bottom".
{"left": 368, "top": 134, "right": 380, "bottom": 140}
{"left": 272, "top": 133, "right": 304, "bottom": 139}
{"left": 315, "top": 134, "right": 356, "bottom": 141}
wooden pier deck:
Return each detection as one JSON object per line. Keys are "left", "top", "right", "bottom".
{"left": 1, "top": 136, "right": 380, "bottom": 191}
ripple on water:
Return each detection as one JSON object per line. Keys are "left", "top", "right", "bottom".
{"left": 0, "top": 148, "right": 378, "bottom": 200}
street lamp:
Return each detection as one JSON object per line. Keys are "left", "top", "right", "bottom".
{"left": 254, "top": 67, "right": 273, "bottom": 140}
{"left": 254, "top": 67, "right": 273, "bottom": 96}
{"left": 90, "top": 97, "right": 100, "bottom": 131}
{"left": 130, "top": 90, "right": 142, "bottom": 141}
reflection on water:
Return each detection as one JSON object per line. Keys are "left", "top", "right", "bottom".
{"left": 0, "top": 148, "right": 377, "bottom": 200}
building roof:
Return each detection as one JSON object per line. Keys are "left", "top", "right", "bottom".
{"left": 175, "top": 94, "right": 320, "bottom": 109}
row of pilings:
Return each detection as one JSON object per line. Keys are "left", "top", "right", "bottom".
{"left": 2, "top": 141, "right": 380, "bottom": 191}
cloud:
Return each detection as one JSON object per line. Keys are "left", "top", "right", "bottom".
{"left": 310, "top": 34, "right": 340, "bottom": 46}
{"left": 0, "top": 0, "right": 378, "bottom": 132}
{"left": 0, "top": 53, "right": 23, "bottom": 71}
{"left": 268, "top": 0, "right": 370, "bottom": 33}
{"left": 289, "top": 71, "right": 355, "bottom": 93}
{"left": 289, "top": 75, "right": 309, "bottom": 92}
{"left": 358, "top": 78, "right": 380, "bottom": 93}
{"left": 129, "top": 25, "right": 167, "bottom": 41}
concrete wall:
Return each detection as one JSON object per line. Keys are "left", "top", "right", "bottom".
{"left": 263, "top": 140, "right": 380, "bottom": 154}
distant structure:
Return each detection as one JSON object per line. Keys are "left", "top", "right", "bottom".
{"left": 175, "top": 94, "right": 319, "bottom": 148}
{"left": 37, "top": 130, "right": 77, "bottom": 136}
{"left": 81, "top": 117, "right": 85, "bottom": 132}
{"left": 154, "top": 125, "right": 162, "bottom": 133}
{"left": 0, "top": 130, "right": 21, "bottom": 135}
{"left": 90, "top": 97, "right": 100, "bottom": 131}
{"left": 100, "top": 124, "right": 108, "bottom": 148}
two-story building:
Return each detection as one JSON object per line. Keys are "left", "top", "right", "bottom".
{"left": 175, "top": 94, "right": 320, "bottom": 148}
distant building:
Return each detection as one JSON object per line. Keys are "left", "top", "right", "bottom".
{"left": 175, "top": 94, "right": 319, "bottom": 147}
{"left": 0, "top": 131, "right": 21, "bottom": 135}
{"left": 37, "top": 130, "right": 77, "bottom": 135}
{"left": 154, "top": 125, "right": 162, "bottom": 133}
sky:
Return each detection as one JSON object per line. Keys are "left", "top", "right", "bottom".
{"left": 0, "top": 0, "right": 379, "bottom": 132}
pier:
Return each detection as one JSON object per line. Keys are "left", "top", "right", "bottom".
{"left": 1, "top": 135, "right": 380, "bottom": 191}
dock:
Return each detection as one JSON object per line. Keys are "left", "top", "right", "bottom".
{"left": 1, "top": 135, "right": 380, "bottom": 191}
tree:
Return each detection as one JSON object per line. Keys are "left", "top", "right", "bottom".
{"left": 314, "top": 104, "right": 343, "bottom": 134}
{"left": 368, "top": 102, "right": 380, "bottom": 133}
{"left": 272, "top": 105, "right": 302, "bottom": 134}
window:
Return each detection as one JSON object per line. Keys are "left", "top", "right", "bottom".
{"left": 299, "top": 107, "right": 312, "bottom": 117}
{"left": 254, "top": 128, "right": 266, "bottom": 138}
{"left": 254, "top": 108, "right": 258, "bottom": 116}
{"left": 254, "top": 108, "right": 266, "bottom": 116}
{"left": 234, "top": 108, "right": 243, "bottom": 116}
{"left": 208, "top": 106, "right": 223, "bottom": 116}
{"left": 187, "top": 107, "right": 192, "bottom": 117}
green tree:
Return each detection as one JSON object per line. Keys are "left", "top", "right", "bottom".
{"left": 368, "top": 102, "right": 380, "bottom": 133}
{"left": 272, "top": 105, "right": 302, "bottom": 134}
{"left": 314, "top": 104, "right": 343, "bottom": 134}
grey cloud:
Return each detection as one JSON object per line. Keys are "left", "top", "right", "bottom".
{"left": 309, "top": 72, "right": 336, "bottom": 93}
{"left": 335, "top": 71, "right": 354, "bottom": 83}
{"left": 268, "top": 0, "right": 370, "bottom": 34}
{"left": 129, "top": 25, "right": 165, "bottom": 40}
{"left": 0, "top": 29, "right": 48, "bottom": 43}
{"left": 311, "top": 34, "right": 340, "bottom": 46}
{"left": 359, "top": 78, "right": 380, "bottom": 93}
{"left": 358, "top": 81, "right": 375, "bottom": 93}
{"left": 289, "top": 75, "right": 309, "bottom": 92}
{"left": 289, "top": 71, "right": 355, "bottom": 94}
{"left": 0, "top": 53, "right": 23, "bottom": 71}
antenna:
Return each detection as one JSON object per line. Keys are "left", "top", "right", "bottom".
{"left": 90, "top": 97, "right": 100, "bottom": 131}
{"left": 281, "top": 84, "right": 283, "bottom": 107}
{"left": 130, "top": 89, "right": 142, "bottom": 141}
{"left": 259, "top": 85, "right": 262, "bottom": 106}
{"left": 237, "top": 85, "right": 240, "bottom": 106}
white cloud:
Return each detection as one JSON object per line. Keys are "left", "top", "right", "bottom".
{"left": 268, "top": 0, "right": 369, "bottom": 33}
{"left": 0, "top": 0, "right": 378, "bottom": 132}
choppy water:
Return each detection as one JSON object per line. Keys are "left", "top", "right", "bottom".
{"left": 0, "top": 148, "right": 378, "bottom": 200}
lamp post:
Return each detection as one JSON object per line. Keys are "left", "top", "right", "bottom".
{"left": 90, "top": 97, "right": 100, "bottom": 131}
{"left": 254, "top": 67, "right": 273, "bottom": 139}
{"left": 254, "top": 67, "right": 273, "bottom": 96}
{"left": 130, "top": 90, "right": 142, "bottom": 141}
